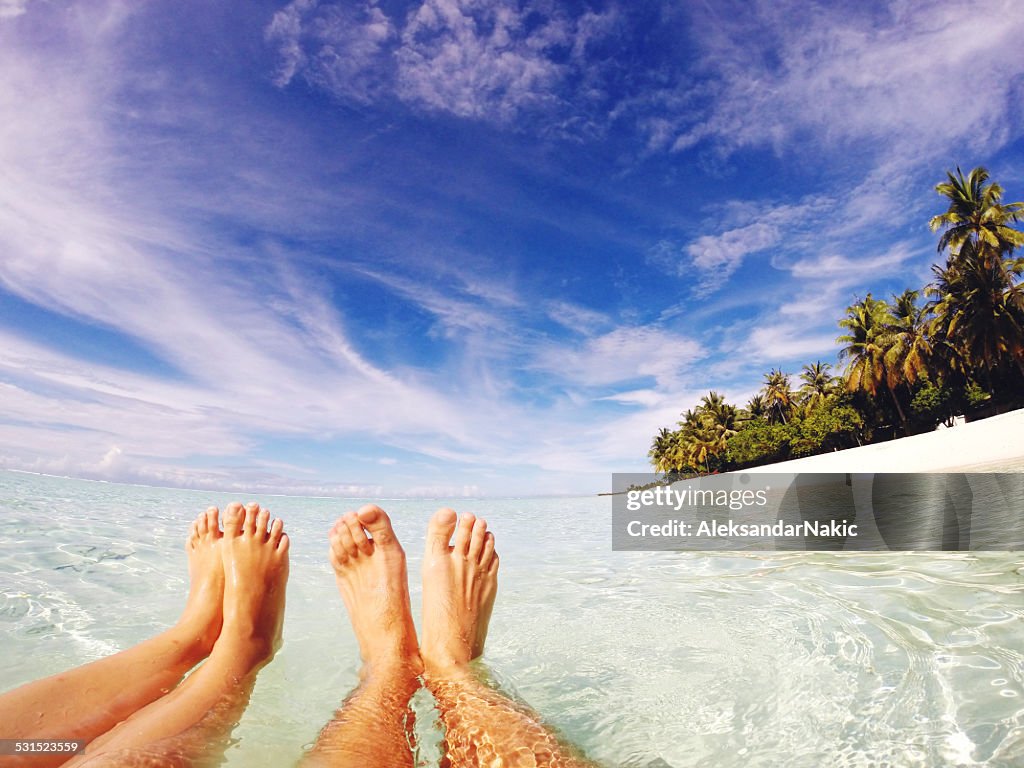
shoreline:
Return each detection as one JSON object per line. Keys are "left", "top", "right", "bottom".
{"left": 741, "top": 408, "right": 1024, "bottom": 474}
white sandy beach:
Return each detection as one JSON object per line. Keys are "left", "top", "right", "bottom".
{"left": 744, "top": 408, "right": 1024, "bottom": 474}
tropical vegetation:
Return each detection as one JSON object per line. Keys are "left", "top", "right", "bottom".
{"left": 649, "top": 166, "right": 1024, "bottom": 475}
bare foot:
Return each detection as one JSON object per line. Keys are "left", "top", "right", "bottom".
{"left": 420, "top": 508, "right": 498, "bottom": 674}
{"left": 329, "top": 504, "right": 421, "bottom": 676}
{"left": 176, "top": 506, "right": 225, "bottom": 653}
{"left": 218, "top": 501, "right": 289, "bottom": 666}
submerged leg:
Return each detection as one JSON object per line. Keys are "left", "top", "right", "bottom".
{"left": 421, "top": 508, "right": 595, "bottom": 768}
{"left": 299, "top": 505, "right": 422, "bottom": 768}
{"left": 0, "top": 507, "right": 226, "bottom": 768}
{"left": 63, "top": 502, "right": 289, "bottom": 768}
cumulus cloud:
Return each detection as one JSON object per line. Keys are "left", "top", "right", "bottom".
{"left": 395, "top": 0, "right": 567, "bottom": 121}
{"left": 265, "top": 0, "right": 616, "bottom": 126}
{"left": 265, "top": 0, "right": 395, "bottom": 101}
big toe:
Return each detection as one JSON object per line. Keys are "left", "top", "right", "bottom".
{"left": 223, "top": 502, "right": 245, "bottom": 537}
{"left": 356, "top": 504, "right": 399, "bottom": 549}
{"left": 426, "top": 507, "right": 458, "bottom": 555}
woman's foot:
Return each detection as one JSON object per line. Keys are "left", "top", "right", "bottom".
{"left": 217, "top": 502, "right": 290, "bottom": 667}
{"left": 420, "top": 508, "right": 498, "bottom": 675}
{"left": 176, "top": 506, "right": 226, "bottom": 654}
{"left": 329, "top": 505, "right": 421, "bottom": 676}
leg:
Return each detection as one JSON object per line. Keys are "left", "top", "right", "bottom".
{"left": 421, "top": 509, "right": 595, "bottom": 767}
{"left": 0, "top": 508, "right": 226, "bottom": 768}
{"left": 300, "top": 505, "right": 422, "bottom": 768}
{"left": 62, "top": 502, "right": 289, "bottom": 767}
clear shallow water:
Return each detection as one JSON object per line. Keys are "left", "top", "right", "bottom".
{"left": 1, "top": 470, "right": 1023, "bottom": 767}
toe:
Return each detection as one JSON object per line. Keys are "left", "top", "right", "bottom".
{"left": 335, "top": 515, "right": 360, "bottom": 560}
{"left": 480, "top": 531, "right": 496, "bottom": 569}
{"left": 256, "top": 506, "right": 271, "bottom": 538}
{"left": 329, "top": 522, "right": 348, "bottom": 567}
{"left": 344, "top": 511, "right": 372, "bottom": 556}
{"left": 195, "top": 512, "right": 207, "bottom": 536}
{"left": 468, "top": 517, "right": 488, "bottom": 562}
{"left": 223, "top": 502, "right": 245, "bottom": 537}
{"left": 205, "top": 507, "right": 220, "bottom": 537}
{"left": 426, "top": 508, "right": 457, "bottom": 555}
{"left": 453, "top": 511, "right": 476, "bottom": 556}
{"left": 278, "top": 532, "right": 290, "bottom": 555}
{"left": 269, "top": 518, "right": 284, "bottom": 546}
{"left": 356, "top": 504, "right": 398, "bottom": 548}
{"left": 244, "top": 502, "right": 260, "bottom": 535}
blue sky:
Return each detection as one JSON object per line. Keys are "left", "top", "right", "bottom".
{"left": 1, "top": 0, "right": 1023, "bottom": 496}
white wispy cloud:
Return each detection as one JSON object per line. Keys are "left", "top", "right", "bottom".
{"left": 0, "top": 5, "right": 665, "bottom": 494}
{"left": 675, "top": 0, "right": 1024, "bottom": 160}
{"left": 0, "top": 0, "right": 28, "bottom": 20}
{"left": 534, "top": 326, "right": 704, "bottom": 390}
{"left": 741, "top": 323, "right": 839, "bottom": 365}
{"left": 684, "top": 221, "right": 779, "bottom": 294}
{"left": 787, "top": 242, "right": 918, "bottom": 284}
{"left": 0, "top": 9, "right": 512, "bottom": 489}
{"left": 5, "top": 0, "right": 1022, "bottom": 497}
{"left": 651, "top": 197, "right": 833, "bottom": 296}
{"left": 544, "top": 300, "right": 611, "bottom": 334}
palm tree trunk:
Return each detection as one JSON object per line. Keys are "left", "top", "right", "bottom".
{"left": 888, "top": 383, "right": 909, "bottom": 434}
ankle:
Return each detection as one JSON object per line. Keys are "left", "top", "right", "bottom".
{"left": 211, "top": 629, "right": 280, "bottom": 671}
{"left": 362, "top": 645, "right": 423, "bottom": 679}
{"left": 167, "top": 619, "right": 219, "bottom": 660}
{"left": 421, "top": 651, "right": 471, "bottom": 680}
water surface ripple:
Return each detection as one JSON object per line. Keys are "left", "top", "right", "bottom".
{"left": 1, "top": 473, "right": 1021, "bottom": 767}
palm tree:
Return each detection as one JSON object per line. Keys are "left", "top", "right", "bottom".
{"left": 927, "top": 240, "right": 1024, "bottom": 387}
{"left": 698, "top": 391, "right": 738, "bottom": 456}
{"left": 838, "top": 294, "right": 909, "bottom": 429}
{"left": 883, "top": 289, "right": 933, "bottom": 393}
{"left": 927, "top": 167, "right": 1024, "bottom": 399}
{"left": 649, "top": 427, "right": 681, "bottom": 473}
{"left": 762, "top": 369, "right": 794, "bottom": 424}
{"left": 677, "top": 409, "right": 715, "bottom": 474}
{"left": 929, "top": 166, "right": 1024, "bottom": 260}
{"left": 798, "top": 361, "right": 834, "bottom": 412}
{"left": 744, "top": 394, "right": 768, "bottom": 421}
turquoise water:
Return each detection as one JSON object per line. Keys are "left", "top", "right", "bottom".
{"left": 1, "top": 470, "right": 1023, "bottom": 767}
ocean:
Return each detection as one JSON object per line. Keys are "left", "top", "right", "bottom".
{"left": 1, "top": 470, "right": 1022, "bottom": 767}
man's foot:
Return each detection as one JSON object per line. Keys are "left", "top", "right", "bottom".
{"left": 217, "top": 502, "right": 289, "bottom": 666}
{"left": 329, "top": 505, "right": 421, "bottom": 676}
{"left": 177, "top": 507, "right": 225, "bottom": 653}
{"left": 420, "top": 508, "right": 498, "bottom": 674}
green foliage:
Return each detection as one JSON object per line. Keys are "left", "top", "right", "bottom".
{"left": 965, "top": 382, "right": 991, "bottom": 409}
{"left": 909, "top": 381, "right": 954, "bottom": 428}
{"left": 726, "top": 420, "right": 796, "bottom": 468}
{"left": 790, "top": 401, "right": 863, "bottom": 456}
